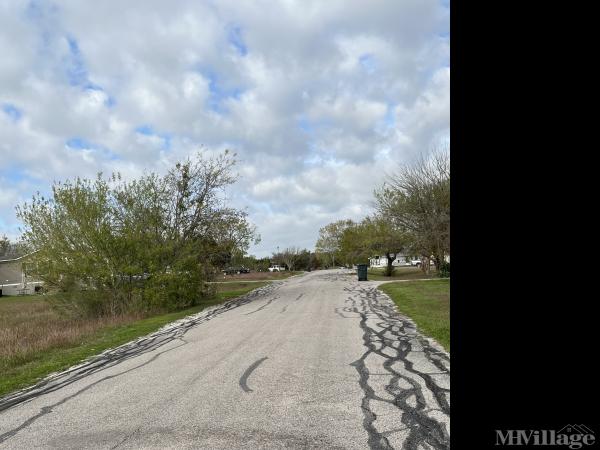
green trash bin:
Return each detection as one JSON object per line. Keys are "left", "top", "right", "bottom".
{"left": 357, "top": 264, "right": 368, "bottom": 281}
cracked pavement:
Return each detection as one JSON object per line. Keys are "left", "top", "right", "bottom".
{"left": 0, "top": 270, "right": 449, "bottom": 449}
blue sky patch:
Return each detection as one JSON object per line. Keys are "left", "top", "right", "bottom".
{"left": 297, "top": 117, "right": 331, "bottom": 135}
{"left": 63, "top": 42, "right": 115, "bottom": 104}
{"left": 2, "top": 104, "right": 22, "bottom": 122}
{"left": 135, "top": 125, "right": 172, "bottom": 150}
{"left": 65, "top": 36, "right": 88, "bottom": 87}
{"left": 297, "top": 116, "right": 313, "bottom": 134}
{"left": 197, "top": 69, "right": 244, "bottom": 113}
{"left": 227, "top": 24, "right": 248, "bottom": 56}
{"left": 105, "top": 95, "right": 116, "bottom": 108}
{"left": 66, "top": 137, "right": 92, "bottom": 149}
{"left": 359, "top": 54, "right": 376, "bottom": 74}
{"left": 384, "top": 104, "right": 395, "bottom": 127}
{"left": 135, "top": 125, "right": 153, "bottom": 136}
{"left": 24, "top": 0, "right": 56, "bottom": 20}
{"left": 66, "top": 137, "right": 120, "bottom": 160}
{"left": 83, "top": 82, "right": 103, "bottom": 92}
{"left": 3, "top": 166, "right": 43, "bottom": 184}
{"left": 3, "top": 167, "right": 27, "bottom": 184}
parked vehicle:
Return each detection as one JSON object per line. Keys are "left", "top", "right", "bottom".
{"left": 411, "top": 259, "right": 435, "bottom": 267}
{"left": 268, "top": 265, "right": 285, "bottom": 272}
{"left": 222, "top": 266, "right": 250, "bottom": 275}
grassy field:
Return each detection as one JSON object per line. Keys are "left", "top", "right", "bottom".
{"left": 211, "top": 281, "right": 270, "bottom": 299}
{"left": 378, "top": 279, "right": 450, "bottom": 351}
{"left": 356, "top": 266, "right": 439, "bottom": 281}
{"left": 0, "top": 281, "right": 270, "bottom": 398}
{"left": 215, "top": 270, "right": 303, "bottom": 281}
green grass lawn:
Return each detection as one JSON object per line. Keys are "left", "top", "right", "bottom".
{"left": 357, "top": 266, "right": 438, "bottom": 281}
{"left": 0, "top": 282, "right": 270, "bottom": 398}
{"left": 212, "top": 282, "right": 270, "bottom": 299}
{"left": 378, "top": 279, "right": 450, "bottom": 352}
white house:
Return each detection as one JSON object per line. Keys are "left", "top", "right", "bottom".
{"left": 369, "top": 253, "right": 413, "bottom": 268}
{"left": 369, "top": 254, "right": 449, "bottom": 268}
{"left": 0, "top": 253, "right": 43, "bottom": 296}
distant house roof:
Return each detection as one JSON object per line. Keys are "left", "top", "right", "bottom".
{"left": 0, "top": 251, "right": 37, "bottom": 264}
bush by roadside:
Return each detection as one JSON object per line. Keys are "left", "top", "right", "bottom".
{"left": 16, "top": 151, "right": 258, "bottom": 318}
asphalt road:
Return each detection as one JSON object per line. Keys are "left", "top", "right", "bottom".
{"left": 0, "top": 270, "right": 450, "bottom": 449}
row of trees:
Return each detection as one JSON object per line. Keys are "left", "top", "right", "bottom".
{"left": 271, "top": 247, "right": 320, "bottom": 271}
{"left": 227, "top": 248, "right": 321, "bottom": 272}
{"left": 315, "top": 217, "right": 407, "bottom": 276}
{"left": 16, "top": 151, "right": 259, "bottom": 317}
{"left": 0, "top": 235, "right": 26, "bottom": 260}
{"left": 315, "top": 149, "right": 450, "bottom": 277}
{"left": 227, "top": 254, "right": 273, "bottom": 272}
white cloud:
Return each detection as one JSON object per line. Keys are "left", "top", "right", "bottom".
{"left": 0, "top": 0, "right": 449, "bottom": 256}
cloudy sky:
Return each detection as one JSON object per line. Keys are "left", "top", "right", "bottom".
{"left": 0, "top": 0, "right": 449, "bottom": 257}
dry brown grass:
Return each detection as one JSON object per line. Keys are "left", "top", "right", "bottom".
{"left": 217, "top": 270, "right": 303, "bottom": 281}
{"left": 0, "top": 295, "right": 142, "bottom": 367}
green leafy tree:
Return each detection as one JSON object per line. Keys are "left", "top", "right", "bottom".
{"left": 16, "top": 151, "right": 258, "bottom": 317}
{"left": 254, "top": 257, "right": 272, "bottom": 272}
{"left": 315, "top": 219, "right": 355, "bottom": 268}
{"left": 280, "top": 246, "right": 302, "bottom": 271}
{"left": 338, "top": 224, "right": 370, "bottom": 266}
{"left": 375, "top": 149, "right": 450, "bottom": 274}
{"left": 361, "top": 216, "right": 408, "bottom": 277}
{"left": 294, "top": 249, "right": 313, "bottom": 271}
{"left": 0, "top": 235, "right": 10, "bottom": 258}
{"left": 0, "top": 235, "right": 28, "bottom": 259}
{"left": 339, "top": 217, "right": 407, "bottom": 276}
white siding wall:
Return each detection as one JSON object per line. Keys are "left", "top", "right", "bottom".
{"left": 369, "top": 255, "right": 411, "bottom": 268}
{"left": 0, "top": 281, "right": 44, "bottom": 296}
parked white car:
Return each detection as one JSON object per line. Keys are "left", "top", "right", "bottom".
{"left": 268, "top": 265, "right": 286, "bottom": 272}
{"left": 411, "top": 259, "right": 435, "bottom": 267}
